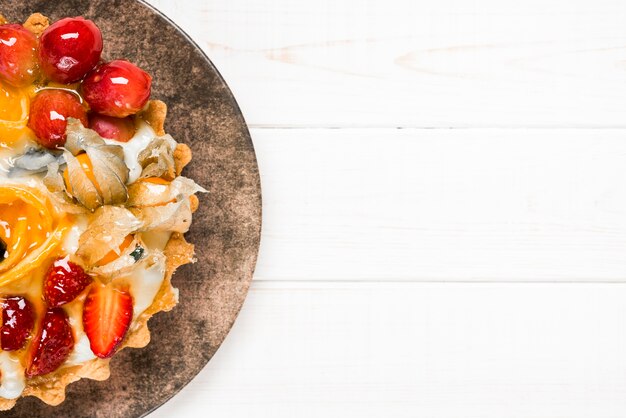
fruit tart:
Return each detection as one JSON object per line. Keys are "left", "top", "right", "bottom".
{"left": 0, "top": 13, "right": 205, "bottom": 409}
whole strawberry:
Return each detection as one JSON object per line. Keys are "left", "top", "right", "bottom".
{"left": 44, "top": 258, "right": 93, "bottom": 307}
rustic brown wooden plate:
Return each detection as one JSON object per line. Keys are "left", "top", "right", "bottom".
{"left": 0, "top": 1, "right": 261, "bottom": 417}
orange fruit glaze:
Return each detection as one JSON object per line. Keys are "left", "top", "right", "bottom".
{"left": 0, "top": 186, "right": 72, "bottom": 327}
{"left": 0, "top": 81, "right": 33, "bottom": 146}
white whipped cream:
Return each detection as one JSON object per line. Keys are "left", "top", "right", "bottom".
{"left": 104, "top": 122, "right": 156, "bottom": 183}
{"left": 65, "top": 299, "right": 97, "bottom": 366}
{"left": 61, "top": 215, "right": 89, "bottom": 254}
{"left": 128, "top": 255, "right": 168, "bottom": 318}
{"left": 0, "top": 351, "right": 25, "bottom": 399}
{"left": 66, "top": 333, "right": 97, "bottom": 366}
{"left": 141, "top": 230, "right": 172, "bottom": 251}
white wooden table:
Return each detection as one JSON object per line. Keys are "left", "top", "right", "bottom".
{"left": 146, "top": 0, "right": 626, "bottom": 416}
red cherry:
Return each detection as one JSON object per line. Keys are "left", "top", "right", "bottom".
{"left": 0, "top": 24, "right": 38, "bottom": 87}
{"left": 39, "top": 17, "right": 103, "bottom": 84}
{"left": 26, "top": 308, "right": 74, "bottom": 377}
{"left": 44, "top": 258, "right": 93, "bottom": 308}
{"left": 1, "top": 296, "right": 35, "bottom": 351}
{"left": 28, "top": 89, "right": 88, "bottom": 149}
{"left": 89, "top": 113, "right": 136, "bottom": 142}
{"left": 82, "top": 60, "right": 151, "bottom": 118}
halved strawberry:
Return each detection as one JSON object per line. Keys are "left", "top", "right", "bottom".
{"left": 26, "top": 308, "right": 74, "bottom": 378}
{"left": 44, "top": 258, "right": 93, "bottom": 307}
{"left": 83, "top": 283, "right": 133, "bottom": 358}
{"left": 0, "top": 296, "right": 34, "bottom": 351}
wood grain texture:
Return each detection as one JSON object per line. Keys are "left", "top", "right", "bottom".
{"left": 253, "top": 128, "right": 626, "bottom": 281}
{"left": 152, "top": 281, "right": 626, "bottom": 418}
{"left": 146, "top": 0, "right": 626, "bottom": 128}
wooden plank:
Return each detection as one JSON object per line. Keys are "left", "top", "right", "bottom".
{"left": 151, "top": 281, "right": 626, "bottom": 418}
{"left": 252, "top": 128, "right": 626, "bottom": 282}
{"left": 146, "top": 0, "right": 626, "bottom": 128}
